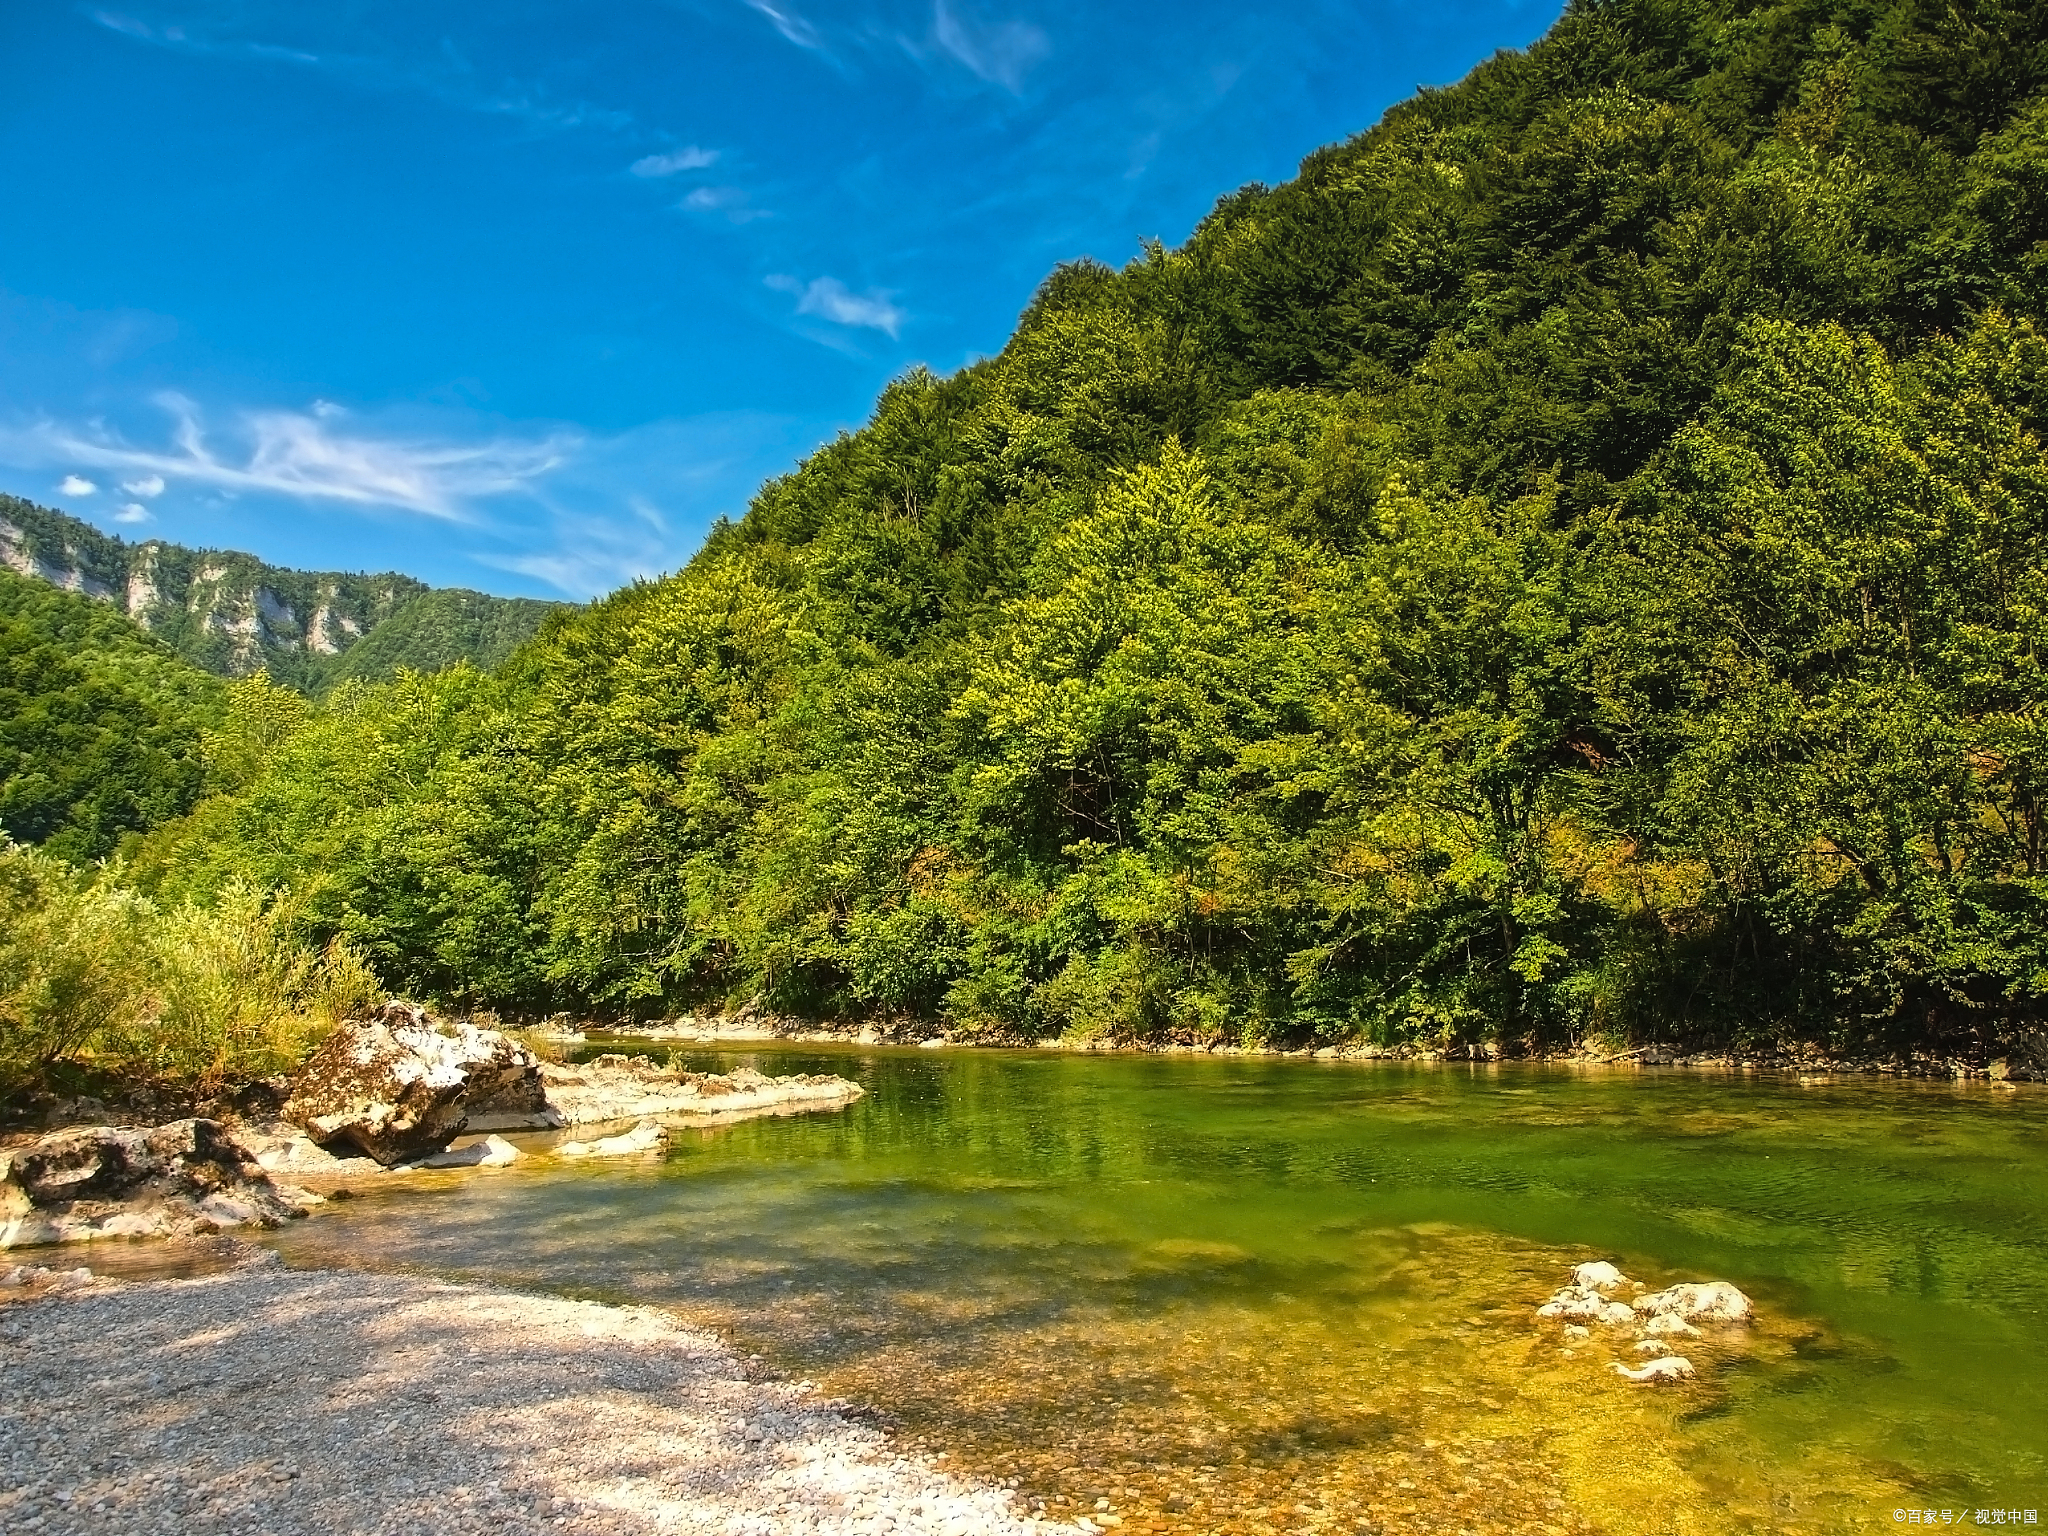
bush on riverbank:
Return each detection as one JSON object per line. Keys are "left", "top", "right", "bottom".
{"left": 0, "top": 844, "right": 380, "bottom": 1098}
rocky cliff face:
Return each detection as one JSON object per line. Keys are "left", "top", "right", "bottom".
{"left": 0, "top": 494, "right": 564, "bottom": 689}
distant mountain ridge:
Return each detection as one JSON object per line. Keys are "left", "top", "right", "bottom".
{"left": 0, "top": 493, "right": 568, "bottom": 691}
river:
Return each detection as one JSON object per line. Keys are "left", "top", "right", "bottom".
{"left": 259, "top": 1043, "right": 2047, "bottom": 1535}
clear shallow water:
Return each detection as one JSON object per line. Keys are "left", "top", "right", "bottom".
{"left": 263, "top": 1046, "right": 2048, "bottom": 1535}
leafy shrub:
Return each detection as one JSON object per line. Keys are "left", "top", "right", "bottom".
{"left": 0, "top": 844, "right": 380, "bottom": 1097}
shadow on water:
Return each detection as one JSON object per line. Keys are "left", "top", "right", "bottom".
{"left": 263, "top": 1046, "right": 2048, "bottom": 1535}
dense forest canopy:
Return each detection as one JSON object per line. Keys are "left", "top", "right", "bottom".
{"left": 0, "top": 570, "right": 226, "bottom": 863}
{"left": 41, "top": 0, "right": 2048, "bottom": 1056}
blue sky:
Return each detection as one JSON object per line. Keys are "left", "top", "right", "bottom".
{"left": 0, "top": 0, "right": 1563, "bottom": 599}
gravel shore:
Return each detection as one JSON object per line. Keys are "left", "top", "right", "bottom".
{"left": 0, "top": 1263, "right": 1070, "bottom": 1536}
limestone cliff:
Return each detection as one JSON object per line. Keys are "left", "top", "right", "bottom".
{"left": 0, "top": 493, "right": 565, "bottom": 690}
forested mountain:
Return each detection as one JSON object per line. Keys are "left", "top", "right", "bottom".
{"left": 0, "top": 495, "right": 565, "bottom": 692}
{"left": 138, "top": 0, "right": 2048, "bottom": 1057}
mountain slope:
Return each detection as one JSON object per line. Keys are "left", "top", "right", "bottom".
{"left": 0, "top": 495, "right": 568, "bottom": 692}
{"left": 153, "top": 0, "right": 2048, "bottom": 1058}
{"left": 0, "top": 565, "right": 226, "bottom": 861}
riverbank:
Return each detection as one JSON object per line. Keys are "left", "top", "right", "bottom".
{"left": 582, "top": 1014, "right": 2047, "bottom": 1083}
{"left": 0, "top": 1257, "right": 1068, "bottom": 1536}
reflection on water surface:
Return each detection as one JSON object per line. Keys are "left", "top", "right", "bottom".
{"left": 264, "top": 1046, "right": 2048, "bottom": 1534}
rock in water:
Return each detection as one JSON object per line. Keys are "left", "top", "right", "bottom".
{"left": 283, "top": 1001, "right": 542, "bottom": 1166}
{"left": 1642, "top": 1312, "right": 1701, "bottom": 1338}
{"left": 0, "top": 1120, "right": 304, "bottom": 1248}
{"left": 534, "top": 1055, "right": 863, "bottom": 1127}
{"left": 1573, "top": 1261, "right": 1627, "bottom": 1291}
{"left": 557, "top": 1120, "right": 668, "bottom": 1158}
{"left": 1610, "top": 1355, "right": 1696, "bottom": 1384}
{"left": 1637, "top": 1280, "right": 1753, "bottom": 1323}
{"left": 417, "top": 1135, "right": 521, "bottom": 1169}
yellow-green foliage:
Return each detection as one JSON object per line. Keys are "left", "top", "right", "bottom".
{"left": 0, "top": 844, "right": 380, "bottom": 1096}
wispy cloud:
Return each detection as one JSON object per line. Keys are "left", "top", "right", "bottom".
{"left": 58, "top": 474, "right": 97, "bottom": 497}
{"left": 743, "top": 0, "right": 827, "bottom": 52}
{"left": 490, "top": 497, "right": 677, "bottom": 596}
{"left": 90, "top": 8, "right": 319, "bottom": 64}
{"left": 682, "top": 185, "right": 770, "bottom": 222}
{"left": 631, "top": 146, "right": 718, "bottom": 177}
{"left": 112, "top": 503, "right": 153, "bottom": 525}
{"left": 475, "top": 410, "right": 829, "bottom": 597}
{"left": 928, "top": 0, "right": 1049, "bottom": 92}
{"left": 765, "top": 275, "right": 906, "bottom": 337}
{"left": 6, "top": 396, "right": 573, "bottom": 522}
{"left": 121, "top": 473, "right": 165, "bottom": 497}
{"left": 89, "top": 10, "right": 633, "bottom": 136}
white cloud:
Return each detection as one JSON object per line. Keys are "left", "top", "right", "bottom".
{"left": 120, "top": 473, "right": 165, "bottom": 497}
{"left": 58, "top": 474, "right": 97, "bottom": 496}
{"left": 765, "top": 275, "right": 906, "bottom": 338}
{"left": 112, "top": 503, "right": 152, "bottom": 525}
{"left": 931, "top": 0, "right": 1049, "bottom": 92}
{"left": 7, "top": 396, "right": 574, "bottom": 522}
{"left": 680, "top": 186, "right": 769, "bottom": 222}
{"left": 632, "top": 146, "right": 718, "bottom": 177}
{"left": 744, "top": 0, "right": 826, "bottom": 52}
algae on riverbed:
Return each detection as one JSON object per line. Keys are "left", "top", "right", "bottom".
{"left": 264, "top": 1047, "right": 2048, "bottom": 1534}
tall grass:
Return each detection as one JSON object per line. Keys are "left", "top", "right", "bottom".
{"left": 0, "top": 843, "right": 380, "bottom": 1098}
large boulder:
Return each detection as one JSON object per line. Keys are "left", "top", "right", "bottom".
{"left": 283, "top": 1002, "right": 542, "bottom": 1166}
{"left": 0, "top": 1119, "right": 305, "bottom": 1249}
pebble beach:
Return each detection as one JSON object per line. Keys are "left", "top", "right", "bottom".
{"left": 0, "top": 1263, "right": 1068, "bottom": 1536}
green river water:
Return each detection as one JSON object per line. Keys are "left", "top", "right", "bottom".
{"left": 256, "top": 1044, "right": 2047, "bottom": 1536}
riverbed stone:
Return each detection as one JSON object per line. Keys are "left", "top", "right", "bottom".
{"left": 1636, "top": 1281, "right": 1752, "bottom": 1323}
{"left": 558, "top": 1120, "right": 668, "bottom": 1157}
{"left": 282, "top": 1002, "right": 543, "bottom": 1166}
{"left": 1610, "top": 1355, "right": 1696, "bottom": 1384}
{"left": 0, "top": 1120, "right": 304, "bottom": 1249}
{"left": 1642, "top": 1312, "right": 1701, "bottom": 1338}
{"left": 419, "top": 1135, "right": 521, "bottom": 1169}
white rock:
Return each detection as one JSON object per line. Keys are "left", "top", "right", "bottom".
{"left": 917, "top": 1038, "right": 948, "bottom": 1049}
{"left": 1563, "top": 1324, "right": 1590, "bottom": 1339}
{"left": 1535, "top": 1286, "right": 1608, "bottom": 1320}
{"left": 1637, "top": 1280, "right": 1752, "bottom": 1323}
{"left": 1610, "top": 1355, "right": 1695, "bottom": 1384}
{"left": 1597, "top": 1301, "right": 1637, "bottom": 1326}
{"left": 535, "top": 1056, "right": 861, "bottom": 1128}
{"left": 558, "top": 1120, "right": 668, "bottom": 1158}
{"left": 283, "top": 1002, "right": 543, "bottom": 1165}
{"left": 419, "top": 1135, "right": 521, "bottom": 1169}
{"left": 1573, "top": 1261, "right": 1627, "bottom": 1291}
{"left": 1643, "top": 1312, "right": 1701, "bottom": 1337}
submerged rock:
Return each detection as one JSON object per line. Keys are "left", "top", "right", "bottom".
{"left": 1538, "top": 1262, "right": 1752, "bottom": 1387}
{"left": 1610, "top": 1355, "right": 1695, "bottom": 1384}
{"left": 0, "top": 1120, "right": 306, "bottom": 1249}
{"left": 558, "top": 1119, "right": 668, "bottom": 1157}
{"left": 283, "top": 1001, "right": 543, "bottom": 1166}
{"left": 0, "top": 1261, "right": 96, "bottom": 1302}
{"left": 1642, "top": 1312, "right": 1701, "bottom": 1338}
